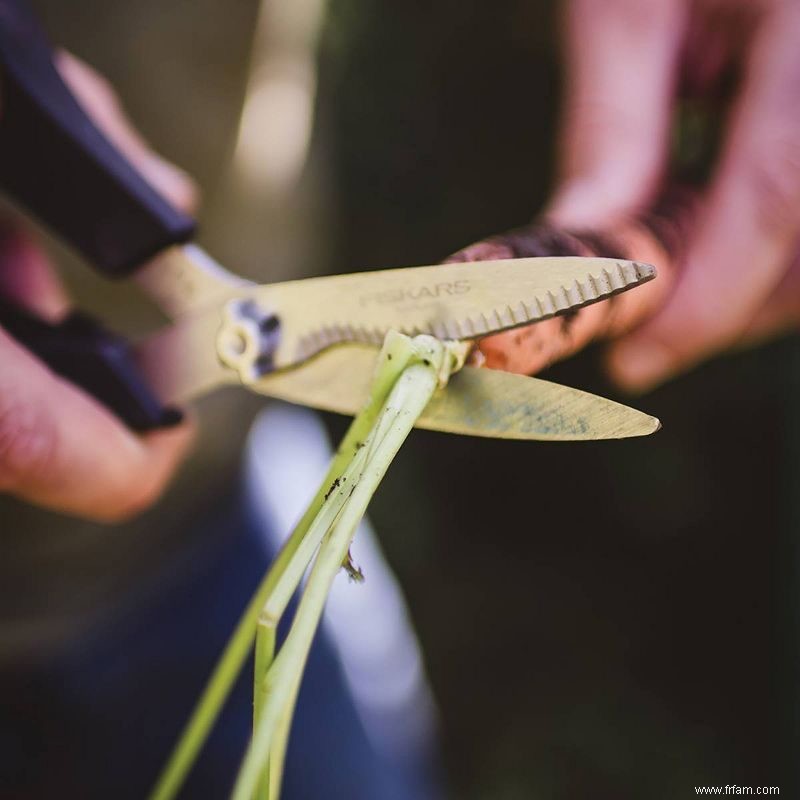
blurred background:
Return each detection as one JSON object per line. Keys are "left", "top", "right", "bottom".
{"left": 1, "top": 0, "right": 795, "bottom": 797}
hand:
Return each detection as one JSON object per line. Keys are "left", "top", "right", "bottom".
{"left": 453, "top": 0, "right": 800, "bottom": 391}
{"left": 0, "top": 54, "right": 196, "bottom": 522}
{"left": 554, "top": 0, "right": 800, "bottom": 390}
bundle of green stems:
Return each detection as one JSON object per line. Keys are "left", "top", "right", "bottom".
{"left": 150, "top": 331, "right": 468, "bottom": 800}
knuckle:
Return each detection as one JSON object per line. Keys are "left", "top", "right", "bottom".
{"left": 0, "top": 397, "right": 58, "bottom": 493}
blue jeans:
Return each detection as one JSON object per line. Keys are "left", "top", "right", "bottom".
{"left": 0, "top": 479, "right": 443, "bottom": 799}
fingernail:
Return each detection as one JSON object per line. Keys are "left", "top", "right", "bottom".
{"left": 608, "top": 340, "right": 673, "bottom": 392}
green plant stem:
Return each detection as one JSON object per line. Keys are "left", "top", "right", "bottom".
{"left": 267, "top": 671, "right": 301, "bottom": 799}
{"left": 253, "top": 620, "right": 276, "bottom": 726}
{"left": 253, "top": 617, "right": 276, "bottom": 799}
{"left": 231, "top": 360, "right": 442, "bottom": 800}
{"left": 150, "top": 440, "right": 369, "bottom": 800}
{"left": 148, "top": 333, "right": 434, "bottom": 800}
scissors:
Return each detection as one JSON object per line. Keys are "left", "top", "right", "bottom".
{"left": 0, "top": 0, "right": 659, "bottom": 442}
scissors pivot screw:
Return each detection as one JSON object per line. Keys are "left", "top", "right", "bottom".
{"left": 216, "top": 299, "right": 280, "bottom": 384}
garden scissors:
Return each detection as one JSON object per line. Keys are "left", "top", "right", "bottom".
{"left": 0, "top": 0, "right": 660, "bottom": 441}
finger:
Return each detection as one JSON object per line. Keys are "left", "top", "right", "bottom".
{"left": 55, "top": 52, "right": 198, "bottom": 214}
{"left": 482, "top": 223, "right": 676, "bottom": 373}
{"left": 445, "top": 210, "right": 681, "bottom": 374}
{"left": 0, "top": 328, "right": 194, "bottom": 522}
{"left": 608, "top": 4, "right": 800, "bottom": 390}
{"left": 0, "top": 223, "right": 69, "bottom": 319}
{"left": 549, "top": 0, "right": 686, "bottom": 227}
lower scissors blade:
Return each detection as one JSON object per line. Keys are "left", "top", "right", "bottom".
{"left": 252, "top": 344, "right": 660, "bottom": 441}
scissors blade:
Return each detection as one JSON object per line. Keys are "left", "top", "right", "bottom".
{"left": 134, "top": 254, "right": 655, "bottom": 404}
{"left": 138, "top": 253, "right": 656, "bottom": 402}
{"left": 253, "top": 256, "right": 654, "bottom": 369}
{"left": 249, "top": 343, "right": 660, "bottom": 441}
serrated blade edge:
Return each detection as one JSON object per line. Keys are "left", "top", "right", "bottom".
{"left": 285, "top": 258, "right": 655, "bottom": 367}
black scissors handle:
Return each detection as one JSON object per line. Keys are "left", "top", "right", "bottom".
{"left": 0, "top": 0, "right": 195, "bottom": 276}
{"left": 0, "top": 0, "right": 189, "bottom": 430}
{"left": 0, "top": 296, "right": 180, "bottom": 431}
